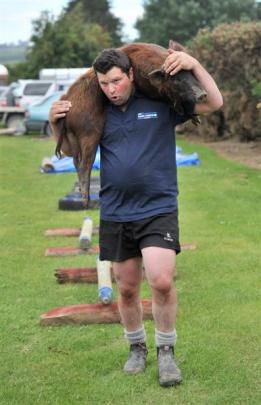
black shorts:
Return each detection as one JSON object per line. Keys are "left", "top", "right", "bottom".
{"left": 99, "top": 211, "right": 180, "bottom": 262}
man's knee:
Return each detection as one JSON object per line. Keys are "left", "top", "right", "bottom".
{"left": 118, "top": 284, "right": 139, "bottom": 301}
{"left": 150, "top": 274, "right": 173, "bottom": 295}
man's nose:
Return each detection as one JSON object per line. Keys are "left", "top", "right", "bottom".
{"left": 108, "top": 83, "right": 116, "bottom": 94}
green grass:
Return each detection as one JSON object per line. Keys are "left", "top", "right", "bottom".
{"left": 0, "top": 134, "right": 260, "bottom": 404}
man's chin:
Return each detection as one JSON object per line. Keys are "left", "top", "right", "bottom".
{"left": 110, "top": 97, "right": 128, "bottom": 109}
{"left": 111, "top": 98, "right": 122, "bottom": 105}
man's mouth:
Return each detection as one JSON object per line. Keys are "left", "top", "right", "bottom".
{"left": 111, "top": 96, "right": 119, "bottom": 101}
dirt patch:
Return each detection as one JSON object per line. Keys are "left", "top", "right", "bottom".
{"left": 184, "top": 136, "right": 261, "bottom": 170}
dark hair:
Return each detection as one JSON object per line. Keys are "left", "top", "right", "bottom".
{"left": 93, "top": 49, "right": 131, "bottom": 74}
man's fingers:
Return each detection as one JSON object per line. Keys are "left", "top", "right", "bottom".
{"left": 49, "top": 100, "right": 72, "bottom": 124}
{"left": 165, "top": 61, "right": 180, "bottom": 75}
{"left": 56, "top": 106, "right": 70, "bottom": 113}
{"left": 164, "top": 54, "right": 179, "bottom": 70}
{"left": 54, "top": 100, "right": 72, "bottom": 109}
{"left": 169, "top": 66, "right": 182, "bottom": 76}
{"left": 55, "top": 113, "right": 67, "bottom": 118}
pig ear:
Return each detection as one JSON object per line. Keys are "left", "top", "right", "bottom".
{"left": 169, "top": 39, "right": 184, "bottom": 51}
{"left": 148, "top": 68, "right": 165, "bottom": 80}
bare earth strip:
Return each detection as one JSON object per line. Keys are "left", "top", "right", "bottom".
{"left": 185, "top": 136, "right": 261, "bottom": 170}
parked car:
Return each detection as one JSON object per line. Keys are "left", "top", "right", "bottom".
{"left": 25, "top": 91, "right": 64, "bottom": 136}
{"left": 13, "top": 79, "right": 72, "bottom": 108}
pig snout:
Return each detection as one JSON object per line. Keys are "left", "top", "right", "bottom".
{"left": 174, "top": 70, "right": 207, "bottom": 103}
{"left": 148, "top": 68, "right": 207, "bottom": 103}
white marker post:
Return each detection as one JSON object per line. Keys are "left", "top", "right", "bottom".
{"left": 79, "top": 217, "right": 93, "bottom": 250}
{"left": 97, "top": 258, "right": 113, "bottom": 305}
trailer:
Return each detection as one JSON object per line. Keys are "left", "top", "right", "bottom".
{"left": 39, "top": 68, "right": 89, "bottom": 81}
{"left": 0, "top": 106, "right": 26, "bottom": 135}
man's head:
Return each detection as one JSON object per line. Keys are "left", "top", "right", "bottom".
{"left": 93, "top": 49, "right": 134, "bottom": 107}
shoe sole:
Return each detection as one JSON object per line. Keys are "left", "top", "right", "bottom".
{"left": 159, "top": 377, "right": 182, "bottom": 387}
{"left": 124, "top": 367, "right": 146, "bottom": 375}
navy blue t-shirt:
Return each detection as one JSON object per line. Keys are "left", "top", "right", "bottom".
{"left": 99, "top": 92, "right": 189, "bottom": 221}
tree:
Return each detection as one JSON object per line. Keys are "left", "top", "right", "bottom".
{"left": 136, "top": 0, "right": 261, "bottom": 45}
{"left": 10, "top": 3, "right": 114, "bottom": 79}
{"left": 65, "top": 0, "right": 122, "bottom": 46}
{"left": 9, "top": 0, "right": 122, "bottom": 80}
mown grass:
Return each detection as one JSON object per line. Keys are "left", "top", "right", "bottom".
{"left": 0, "top": 134, "right": 260, "bottom": 405}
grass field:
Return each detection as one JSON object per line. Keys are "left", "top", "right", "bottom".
{"left": 0, "top": 134, "right": 260, "bottom": 404}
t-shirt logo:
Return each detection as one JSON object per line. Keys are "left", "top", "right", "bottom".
{"left": 137, "top": 112, "right": 158, "bottom": 120}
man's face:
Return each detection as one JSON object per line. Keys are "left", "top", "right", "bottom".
{"left": 97, "top": 67, "right": 134, "bottom": 106}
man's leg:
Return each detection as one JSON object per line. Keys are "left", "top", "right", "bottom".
{"left": 142, "top": 247, "right": 177, "bottom": 330}
{"left": 142, "top": 246, "right": 182, "bottom": 386}
{"left": 113, "top": 257, "right": 147, "bottom": 374}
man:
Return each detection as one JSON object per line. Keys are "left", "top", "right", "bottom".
{"left": 49, "top": 47, "right": 222, "bottom": 387}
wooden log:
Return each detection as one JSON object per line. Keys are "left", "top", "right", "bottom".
{"left": 45, "top": 228, "right": 81, "bottom": 237}
{"left": 55, "top": 267, "right": 99, "bottom": 284}
{"left": 181, "top": 243, "right": 197, "bottom": 250}
{"left": 45, "top": 226, "right": 99, "bottom": 237}
{"left": 45, "top": 245, "right": 99, "bottom": 256}
{"left": 40, "top": 299, "right": 153, "bottom": 326}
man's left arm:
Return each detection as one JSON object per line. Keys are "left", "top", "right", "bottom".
{"left": 163, "top": 49, "right": 223, "bottom": 114}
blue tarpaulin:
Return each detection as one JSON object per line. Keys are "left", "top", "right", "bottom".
{"left": 176, "top": 146, "right": 200, "bottom": 166}
{"left": 41, "top": 146, "right": 199, "bottom": 173}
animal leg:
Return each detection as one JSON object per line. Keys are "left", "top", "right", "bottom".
{"left": 77, "top": 138, "right": 99, "bottom": 207}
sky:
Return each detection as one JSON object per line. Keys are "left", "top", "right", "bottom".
{"left": 0, "top": 0, "right": 144, "bottom": 44}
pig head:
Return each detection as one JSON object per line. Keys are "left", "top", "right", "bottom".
{"left": 55, "top": 41, "right": 206, "bottom": 206}
{"left": 121, "top": 40, "right": 206, "bottom": 120}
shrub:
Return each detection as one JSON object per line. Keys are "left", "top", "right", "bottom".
{"left": 187, "top": 22, "right": 261, "bottom": 141}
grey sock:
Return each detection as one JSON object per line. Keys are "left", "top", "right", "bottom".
{"left": 155, "top": 329, "right": 177, "bottom": 347}
{"left": 124, "top": 325, "right": 146, "bottom": 345}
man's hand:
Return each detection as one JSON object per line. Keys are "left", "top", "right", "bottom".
{"left": 49, "top": 100, "right": 72, "bottom": 125}
{"left": 48, "top": 100, "right": 73, "bottom": 154}
{"left": 164, "top": 48, "right": 223, "bottom": 114}
{"left": 163, "top": 49, "right": 199, "bottom": 76}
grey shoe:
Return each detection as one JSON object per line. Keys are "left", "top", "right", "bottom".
{"left": 157, "top": 345, "right": 182, "bottom": 387}
{"left": 123, "top": 343, "right": 148, "bottom": 374}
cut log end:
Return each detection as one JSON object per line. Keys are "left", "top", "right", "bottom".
{"left": 55, "top": 267, "right": 98, "bottom": 284}
{"left": 45, "top": 245, "right": 99, "bottom": 257}
{"left": 40, "top": 300, "right": 152, "bottom": 326}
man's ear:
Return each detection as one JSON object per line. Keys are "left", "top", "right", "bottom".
{"left": 129, "top": 67, "right": 134, "bottom": 82}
